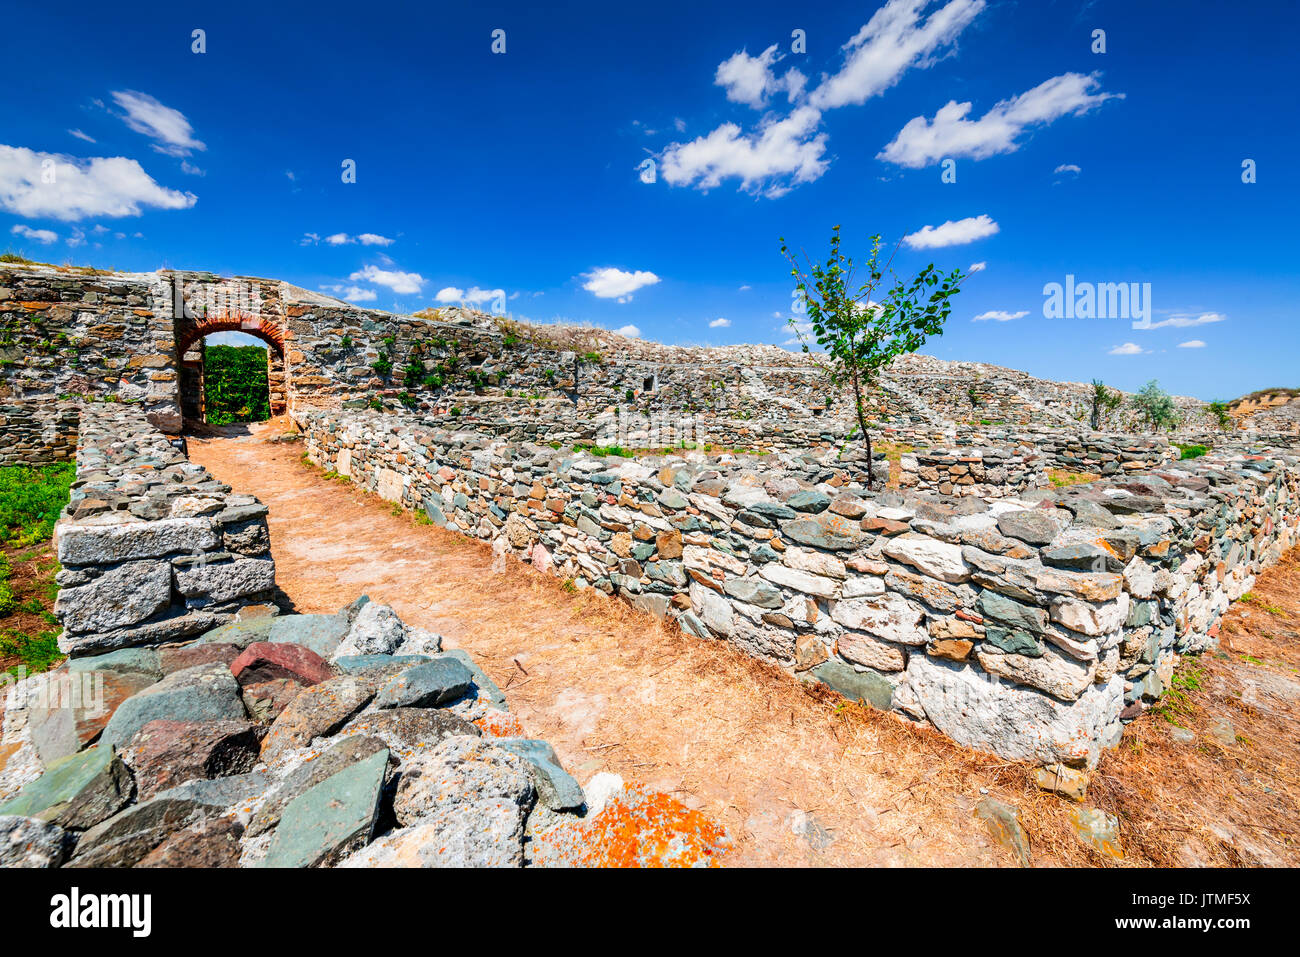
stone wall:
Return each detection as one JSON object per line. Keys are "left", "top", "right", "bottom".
{"left": 53, "top": 405, "right": 276, "bottom": 656}
{"left": 896, "top": 446, "right": 1048, "bottom": 498}
{"left": 294, "top": 406, "right": 1300, "bottom": 769}
{"left": 0, "top": 399, "right": 80, "bottom": 467}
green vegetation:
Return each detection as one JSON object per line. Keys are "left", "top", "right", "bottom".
{"left": 0, "top": 465, "right": 71, "bottom": 675}
{"left": 1207, "top": 399, "right": 1232, "bottom": 430}
{"left": 1089, "top": 378, "right": 1123, "bottom": 430}
{"left": 780, "top": 224, "right": 965, "bottom": 489}
{"left": 1132, "top": 379, "right": 1180, "bottom": 431}
{"left": 1177, "top": 443, "right": 1209, "bottom": 460}
{"left": 1150, "top": 661, "right": 1204, "bottom": 727}
{"left": 0, "top": 250, "right": 36, "bottom": 264}
{"left": 573, "top": 444, "right": 635, "bottom": 458}
{"left": 204, "top": 344, "right": 271, "bottom": 424}
{"left": 0, "top": 464, "right": 76, "bottom": 547}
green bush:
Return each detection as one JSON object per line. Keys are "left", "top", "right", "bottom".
{"left": 0, "top": 464, "right": 75, "bottom": 546}
{"left": 1178, "top": 444, "right": 1209, "bottom": 460}
{"left": 204, "top": 344, "right": 271, "bottom": 424}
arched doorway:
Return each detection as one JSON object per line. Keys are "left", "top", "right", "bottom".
{"left": 176, "top": 318, "right": 286, "bottom": 425}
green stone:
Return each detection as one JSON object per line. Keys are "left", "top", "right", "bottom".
{"left": 260, "top": 748, "right": 389, "bottom": 868}
{"left": 811, "top": 661, "right": 893, "bottom": 710}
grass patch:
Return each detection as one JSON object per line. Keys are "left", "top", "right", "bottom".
{"left": 1176, "top": 443, "right": 1209, "bottom": 460}
{"left": 0, "top": 463, "right": 70, "bottom": 675}
{"left": 0, "top": 463, "right": 76, "bottom": 547}
{"left": 1048, "top": 468, "right": 1100, "bottom": 488}
{"left": 1149, "top": 660, "right": 1204, "bottom": 726}
{"left": 1242, "top": 592, "right": 1287, "bottom": 616}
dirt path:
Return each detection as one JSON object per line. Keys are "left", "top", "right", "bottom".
{"left": 188, "top": 423, "right": 1300, "bottom": 867}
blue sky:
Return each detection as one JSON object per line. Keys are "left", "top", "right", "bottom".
{"left": 1, "top": 0, "right": 1296, "bottom": 399}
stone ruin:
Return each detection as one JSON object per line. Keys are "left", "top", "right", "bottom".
{"left": 2, "top": 260, "right": 1299, "bottom": 867}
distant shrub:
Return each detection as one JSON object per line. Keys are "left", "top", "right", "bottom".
{"left": 1178, "top": 444, "right": 1209, "bottom": 460}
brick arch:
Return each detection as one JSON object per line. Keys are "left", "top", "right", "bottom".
{"left": 176, "top": 314, "right": 286, "bottom": 357}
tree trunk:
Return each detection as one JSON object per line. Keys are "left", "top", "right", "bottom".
{"left": 851, "top": 372, "right": 874, "bottom": 491}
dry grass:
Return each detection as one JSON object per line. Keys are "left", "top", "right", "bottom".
{"left": 1048, "top": 468, "right": 1100, "bottom": 487}
{"left": 189, "top": 423, "right": 1300, "bottom": 868}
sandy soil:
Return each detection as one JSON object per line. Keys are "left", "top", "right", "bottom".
{"left": 187, "top": 422, "right": 1300, "bottom": 867}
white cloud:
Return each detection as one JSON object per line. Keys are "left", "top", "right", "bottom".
{"left": 614, "top": 324, "right": 641, "bottom": 337}
{"left": 660, "top": 106, "right": 828, "bottom": 198}
{"left": 657, "top": 0, "right": 986, "bottom": 197}
{"left": 322, "top": 283, "right": 378, "bottom": 303}
{"left": 68, "top": 129, "right": 96, "bottom": 144}
{"left": 972, "top": 309, "right": 1026, "bottom": 322}
{"left": 879, "top": 72, "right": 1122, "bottom": 168}
{"left": 434, "top": 285, "right": 503, "bottom": 306}
{"left": 349, "top": 264, "right": 424, "bottom": 295}
{"left": 1054, "top": 163, "right": 1082, "bottom": 174}
{"left": 180, "top": 160, "right": 205, "bottom": 176}
{"left": 968, "top": 261, "right": 986, "bottom": 273}
{"left": 715, "top": 45, "right": 806, "bottom": 109}
{"left": 809, "top": 0, "right": 986, "bottom": 110}
{"left": 737, "top": 284, "right": 751, "bottom": 291}
{"left": 110, "top": 90, "right": 206, "bottom": 156}
{"left": 65, "top": 227, "right": 86, "bottom": 248}
{"left": 10, "top": 224, "right": 58, "bottom": 244}
{"left": 300, "top": 232, "right": 320, "bottom": 246}
{"left": 902, "top": 213, "right": 999, "bottom": 249}
{"left": 322, "top": 232, "right": 395, "bottom": 247}
{"left": 581, "top": 266, "right": 661, "bottom": 301}
{"left": 1108, "top": 342, "right": 1147, "bottom": 356}
{"left": 1177, "top": 339, "right": 1206, "bottom": 348}
{"left": 709, "top": 317, "right": 732, "bottom": 328}
{"left": 0, "top": 145, "right": 196, "bottom": 221}
{"left": 1134, "top": 312, "right": 1226, "bottom": 330}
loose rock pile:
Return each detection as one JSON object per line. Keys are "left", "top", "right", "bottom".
{"left": 0, "top": 599, "right": 729, "bottom": 867}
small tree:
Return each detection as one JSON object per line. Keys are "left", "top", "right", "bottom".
{"left": 780, "top": 226, "right": 964, "bottom": 489}
{"left": 1207, "top": 399, "right": 1233, "bottom": 431}
{"left": 1089, "top": 378, "right": 1123, "bottom": 430}
{"left": 1132, "top": 379, "right": 1180, "bottom": 431}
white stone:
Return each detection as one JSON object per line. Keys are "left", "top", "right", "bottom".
{"left": 759, "top": 563, "right": 839, "bottom": 599}
{"left": 1050, "top": 593, "right": 1129, "bottom": 637}
{"left": 783, "top": 546, "right": 847, "bottom": 580}
{"left": 881, "top": 534, "right": 970, "bottom": 583}
{"left": 830, "top": 593, "right": 927, "bottom": 645}
{"left": 906, "top": 654, "right": 1124, "bottom": 767}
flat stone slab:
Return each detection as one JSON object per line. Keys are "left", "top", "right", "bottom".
{"left": 268, "top": 614, "right": 350, "bottom": 658}
{"left": 259, "top": 747, "right": 389, "bottom": 868}
{"left": 0, "top": 745, "right": 133, "bottom": 830}
{"left": 247, "top": 735, "right": 388, "bottom": 838}
{"left": 374, "top": 658, "right": 473, "bottom": 709}
{"left": 99, "top": 662, "right": 246, "bottom": 750}
{"left": 260, "top": 676, "right": 373, "bottom": 761}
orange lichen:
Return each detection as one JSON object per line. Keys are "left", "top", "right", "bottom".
{"left": 529, "top": 787, "right": 730, "bottom": 868}
{"left": 473, "top": 711, "right": 527, "bottom": 738}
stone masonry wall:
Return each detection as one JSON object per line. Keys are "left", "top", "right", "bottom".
{"left": 294, "top": 407, "right": 1300, "bottom": 769}
{"left": 0, "top": 399, "right": 80, "bottom": 467}
{"left": 53, "top": 405, "right": 276, "bottom": 656}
